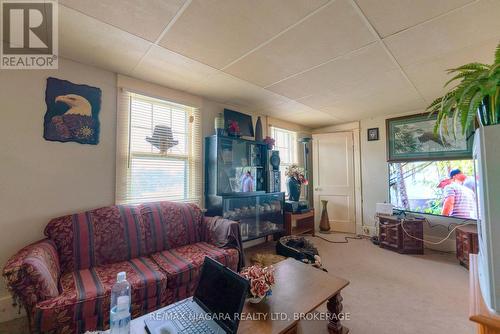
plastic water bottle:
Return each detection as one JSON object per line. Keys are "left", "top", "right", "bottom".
{"left": 110, "top": 272, "right": 131, "bottom": 334}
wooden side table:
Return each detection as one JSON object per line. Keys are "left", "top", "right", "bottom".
{"left": 284, "top": 209, "right": 315, "bottom": 237}
{"left": 376, "top": 214, "right": 424, "bottom": 254}
{"left": 456, "top": 224, "right": 479, "bottom": 270}
{"left": 469, "top": 254, "right": 500, "bottom": 333}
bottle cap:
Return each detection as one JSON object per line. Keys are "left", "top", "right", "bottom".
{"left": 117, "top": 272, "right": 126, "bottom": 282}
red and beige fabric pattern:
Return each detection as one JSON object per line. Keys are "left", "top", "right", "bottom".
{"left": 33, "top": 257, "right": 167, "bottom": 334}
{"left": 2, "top": 201, "right": 242, "bottom": 334}
{"left": 44, "top": 205, "right": 147, "bottom": 273}
{"left": 3, "top": 239, "right": 60, "bottom": 307}
{"left": 150, "top": 242, "right": 239, "bottom": 289}
{"left": 140, "top": 201, "right": 203, "bottom": 254}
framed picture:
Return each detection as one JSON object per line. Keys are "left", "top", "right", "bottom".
{"left": 386, "top": 113, "right": 473, "bottom": 162}
{"left": 43, "top": 77, "right": 101, "bottom": 145}
{"left": 367, "top": 128, "right": 379, "bottom": 141}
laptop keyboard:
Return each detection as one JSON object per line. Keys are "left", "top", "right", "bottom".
{"left": 175, "top": 302, "right": 216, "bottom": 334}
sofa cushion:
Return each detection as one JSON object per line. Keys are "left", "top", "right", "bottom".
{"left": 140, "top": 201, "right": 203, "bottom": 254}
{"left": 150, "top": 242, "right": 239, "bottom": 289}
{"left": 44, "top": 205, "right": 147, "bottom": 272}
{"left": 33, "top": 257, "right": 167, "bottom": 333}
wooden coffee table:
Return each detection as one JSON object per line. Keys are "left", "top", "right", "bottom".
{"left": 130, "top": 258, "right": 350, "bottom": 334}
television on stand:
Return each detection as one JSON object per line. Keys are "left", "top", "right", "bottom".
{"left": 473, "top": 126, "right": 500, "bottom": 314}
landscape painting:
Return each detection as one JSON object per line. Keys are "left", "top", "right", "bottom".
{"left": 386, "top": 113, "right": 473, "bottom": 162}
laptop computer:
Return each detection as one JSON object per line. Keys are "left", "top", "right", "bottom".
{"left": 145, "top": 257, "right": 249, "bottom": 334}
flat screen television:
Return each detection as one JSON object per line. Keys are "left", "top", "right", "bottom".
{"left": 224, "top": 109, "right": 254, "bottom": 137}
{"left": 473, "top": 126, "right": 500, "bottom": 314}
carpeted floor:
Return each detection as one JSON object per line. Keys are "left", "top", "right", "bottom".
{"left": 0, "top": 234, "right": 474, "bottom": 334}
{"left": 245, "top": 234, "right": 475, "bottom": 334}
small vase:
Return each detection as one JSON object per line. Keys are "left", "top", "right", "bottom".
{"left": 287, "top": 177, "right": 301, "bottom": 201}
{"left": 319, "top": 200, "right": 331, "bottom": 232}
{"left": 255, "top": 116, "right": 263, "bottom": 141}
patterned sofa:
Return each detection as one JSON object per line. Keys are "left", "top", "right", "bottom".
{"left": 3, "top": 201, "right": 243, "bottom": 334}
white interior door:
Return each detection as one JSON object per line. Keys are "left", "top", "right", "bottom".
{"left": 312, "top": 132, "right": 355, "bottom": 233}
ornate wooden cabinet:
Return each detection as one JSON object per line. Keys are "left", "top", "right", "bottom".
{"left": 456, "top": 224, "right": 479, "bottom": 270}
{"left": 377, "top": 214, "right": 424, "bottom": 254}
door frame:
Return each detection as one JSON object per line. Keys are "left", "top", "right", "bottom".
{"left": 312, "top": 123, "right": 363, "bottom": 233}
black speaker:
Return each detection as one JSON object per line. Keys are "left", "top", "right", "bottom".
{"left": 266, "top": 150, "right": 281, "bottom": 192}
{"left": 268, "top": 150, "right": 280, "bottom": 171}
{"left": 267, "top": 170, "right": 281, "bottom": 193}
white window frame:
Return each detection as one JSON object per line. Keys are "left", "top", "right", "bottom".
{"left": 116, "top": 90, "right": 202, "bottom": 205}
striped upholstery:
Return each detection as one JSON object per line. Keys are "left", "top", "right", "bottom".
{"left": 33, "top": 257, "right": 167, "bottom": 333}
{"left": 3, "top": 239, "right": 60, "bottom": 307}
{"left": 150, "top": 242, "right": 239, "bottom": 289}
{"left": 140, "top": 201, "right": 203, "bottom": 254}
{"left": 44, "top": 205, "right": 147, "bottom": 273}
{"left": 4, "top": 202, "right": 241, "bottom": 334}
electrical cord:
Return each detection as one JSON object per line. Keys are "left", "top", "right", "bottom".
{"left": 400, "top": 219, "right": 475, "bottom": 245}
{"left": 300, "top": 233, "right": 363, "bottom": 244}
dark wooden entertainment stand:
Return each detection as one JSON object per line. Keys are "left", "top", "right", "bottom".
{"left": 376, "top": 214, "right": 424, "bottom": 254}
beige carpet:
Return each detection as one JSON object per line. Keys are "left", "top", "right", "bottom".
{"left": 0, "top": 235, "right": 474, "bottom": 334}
{"left": 245, "top": 235, "right": 475, "bottom": 334}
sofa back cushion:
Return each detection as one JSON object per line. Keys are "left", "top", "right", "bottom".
{"left": 140, "top": 201, "right": 203, "bottom": 254}
{"left": 44, "top": 205, "right": 146, "bottom": 273}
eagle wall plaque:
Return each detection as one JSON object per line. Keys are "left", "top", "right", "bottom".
{"left": 43, "top": 77, "right": 102, "bottom": 145}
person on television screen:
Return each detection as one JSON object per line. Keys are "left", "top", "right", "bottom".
{"left": 441, "top": 169, "right": 477, "bottom": 219}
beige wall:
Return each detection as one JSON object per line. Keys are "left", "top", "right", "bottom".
{"left": 0, "top": 59, "right": 271, "bottom": 321}
{"left": 360, "top": 111, "right": 460, "bottom": 252}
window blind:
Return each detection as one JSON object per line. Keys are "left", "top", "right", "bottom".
{"left": 270, "top": 126, "right": 298, "bottom": 194}
{"left": 116, "top": 90, "right": 202, "bottom": 205}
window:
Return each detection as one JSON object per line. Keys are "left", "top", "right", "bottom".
{"left": 116, "top": 91, "right": 201, "bottom": 205}
{"left": 270, "top": 126, "right": 298, "bottom": 194}
{"left": 389, "top": 160, "right": 477, "bottom": 219}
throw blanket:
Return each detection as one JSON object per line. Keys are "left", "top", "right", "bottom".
{"left": 204, "top": 216, "right": 245, "bottom": 270}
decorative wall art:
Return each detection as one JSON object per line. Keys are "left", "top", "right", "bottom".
{"left": 43, "top": 77, "right": 102, "bottom": 145}
{"left": 386, "top": 113, "right": 473, "bottom": 162}
{"left": 367, "top": 128, "right": 379, "bottom": 141}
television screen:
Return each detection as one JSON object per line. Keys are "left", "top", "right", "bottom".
{"left": 389, "top": 160, "right": 477, "bottom": 220}
{"left": 224, "top": 109, "right": 254, "bottom": 137}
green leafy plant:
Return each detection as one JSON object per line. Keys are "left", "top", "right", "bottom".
{"left": 427, "top": 42, "right": 500, "bottom": 136}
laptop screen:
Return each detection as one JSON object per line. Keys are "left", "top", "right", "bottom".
{"left": 194, "top": 257, "right": 249, "bottom": 334}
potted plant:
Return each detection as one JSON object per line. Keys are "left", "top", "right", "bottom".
{"left": 427, "top": 42, "right": 499, "bottom": 135}
{"left": 240, "top": 265, "right": 275, "bottom": 304}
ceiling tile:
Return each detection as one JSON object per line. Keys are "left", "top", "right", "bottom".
{"left": 384, "top": 0, "right": 500, "bottom": 67}
{"left": 159, "top": 0, "right": 328, "bottom": 69}
{"left": 254, "top": 100, "right": 320, "bottom": 117}
{"left": 190, "top": 72, "right": 291, "bottom": 111}
{"left": 355, "top": 0, "right": 474, "bottom": 38}
{"left": 285, "top": 111, "right": 342, "bottom": 128}
{"left": 404, "top": 38, "right": 498, "bottom": 103}
{"left": 299, "top": 69, "right": 426, "bottom": 120}
{"left": 59, "top": 0, "right": 186, "bottom": 42}
{"left": 267, "top": 42, "right": 396, "bottom": 100}
{"left": 224, "top": 0, "right": 376, "bottom": 87}
{"left": 59, "top": 6, "right": 151, "bottom": 75}
{"left": 130, "top": 45, "right": 220, "bottom": 93}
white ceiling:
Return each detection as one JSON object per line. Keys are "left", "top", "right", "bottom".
{"left": 52, "top": 0, "right": 500, "bottom": 127}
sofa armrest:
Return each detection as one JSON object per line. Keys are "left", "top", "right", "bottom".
{"left": 3, "top": 239, "right": 61, "bottom": 308}
{"left": 202, "top": 216, "right": 245, "bottom": 270}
